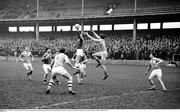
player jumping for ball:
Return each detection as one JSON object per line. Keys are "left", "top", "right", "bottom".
{"left": 75, "top": 24, "right": 84, "bottom": 64}
{"left": 85, "top": 30, "right": 109, "bottom": 80}
{"left": 145, "top": 53, "right": 167, "bottom": 91}
{"left": 19, "top": 47, "right": 34, "bottom": 80}
{"left": 45, "top": 48, "right": 76, "bottom": 95}
{"left": 73, "top": 24, "right": 85, "bottom": 75}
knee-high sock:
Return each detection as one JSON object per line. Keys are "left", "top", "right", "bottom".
{"left": 47, "top": 79, "right": 54, "bottom": 90}
{"left": 68, "top": 80, "right": 73, "bottom": 91}
{"left": 149, "top": 79, "right": 155, "bottom": 87}
{"left": 101, "top": 65, "right": 107, "bottom": 76}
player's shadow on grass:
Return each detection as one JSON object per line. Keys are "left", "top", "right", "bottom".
{"left": 42, "top": 91, "right": 75, "bottom": 96}
{"left": 74, "top": 82, "right": 104, "bottom": 86}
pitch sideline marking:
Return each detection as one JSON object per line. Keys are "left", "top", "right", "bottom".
{"left": 35, "top": 88, "right": 180, "bottom": 109}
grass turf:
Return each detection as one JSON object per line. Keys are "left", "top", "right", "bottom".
{"left": 0, "top": 61, "right": 180, "bottom": 109}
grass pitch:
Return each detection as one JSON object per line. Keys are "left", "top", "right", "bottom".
{"left": 0, "top": 61, "right": 180, "bottom": 109}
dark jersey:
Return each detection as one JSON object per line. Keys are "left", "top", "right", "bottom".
{"left": 77, "top": 32, "right": 83, "bottom": 49}
{"left": 42, "top": 53, "right": 52, "bottom": 64}
{"left": 43, "top": 58, "right": 51, "bottom": 64}
{"left": 79, "top": 55, "right": 87, "bottom": 63}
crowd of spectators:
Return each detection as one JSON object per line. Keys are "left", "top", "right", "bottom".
{"left": 0, "top": 31, "right": 180, "bottom": 60}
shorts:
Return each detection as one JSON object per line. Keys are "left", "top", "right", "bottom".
{"left": 93, "top": 51, "right": 108, "bottom": 60}
{"left": 23, "top": 63, "right": 33, "bottom": 72}
{"left": 43, "top": 64, "right": 51, "bottom": 74}
{"left": 52, "top": 66, "right": 69, "bottom": 76}
{"left": 80, "top": 63, "right": 86, "bottom": 73}
{"left": 149, "top": 69, "right": 162, "bottom": 80}
{"left": 75, "top": 63, "right": 81, "bottom": 68}
{"left": 76, "top": 49, "right": 83, "bottom": 56}
{"left": 75, "top": 63, "right": 86, "bottom": 73}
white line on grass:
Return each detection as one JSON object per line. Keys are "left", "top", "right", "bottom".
{"left": 35, "top": 88, "right": 180, "bottom": 109}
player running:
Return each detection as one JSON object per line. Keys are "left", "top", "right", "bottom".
{"left": 19, "top": 47, "right": 34, "bottom": 80}
{"left": 145, "top": 53, "right": 167, "bottom": 91}
{"left": 85, "top": 30, "right": 109, "bottom": 80}
{"left": 45, "top": 48, "right": 76, "bottom": 95}
{"left": 72, "top": 52, "right": 87, "bottom": 84}
{"left": 42, "top": 48, "right": 59, "bottom": 85}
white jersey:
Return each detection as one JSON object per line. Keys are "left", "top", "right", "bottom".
{"left": 98, "top": 39, "right": 107, "bottom": 52}
{"left": 53, "top": 53, "right": 70, "bottom": 67}
{"left": 150, "top": 57, "right": 161, "bottom": 70}
{"left": 20, "top": 51, "right": 33, "bottom": 63}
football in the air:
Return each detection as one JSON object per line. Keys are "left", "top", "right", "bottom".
{"left": 75, "top": 24, "right": 80, "bottom": 29}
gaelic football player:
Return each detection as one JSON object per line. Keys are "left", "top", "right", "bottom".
{"left": 74, "top": 24, "right": 84, "bottom": 65}
{"left": 19, "top": 47, "right": 34, "bottom": 80}
{"left": 145, "top": 53, "right": 167, "bottom": 91}
{"left": 85, "top": 30, "right": 109, "bottom": 80}
{"left": 46, "top": 48, "right": 76, "bottom": 95}
{"left": 42, "top": 48, "right": 59, "bottom": 85}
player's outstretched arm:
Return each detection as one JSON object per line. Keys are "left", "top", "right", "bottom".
{"left": 42, "top": 53, "right": 47, "bottom": 59}
{"left": 72, "top": 54, "right": 76, "bottom": 62}
{"left": 42, "top": 53, "right": 46, "bottom": 62}
{"left": 77, "top": 30, "right": 82, "bottom": 39}
{"left": 92, "top": 30, "right": 101, "bottom": 39}
{"left": 75, "top": 24, "right": 83, "bottom": 39}
{"left": 85, "top": 32, "right": 100, "bottom": 42}
{"left": 145, "top": 64, "right": 151, "bottom": 75}
{"left": 66, "top": 62, "right": 76, "bottom": 70}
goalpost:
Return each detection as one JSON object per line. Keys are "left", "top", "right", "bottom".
{"left": 36, "top": 0, "right": 39, "bottom": 41}
{"left": 81, "top": 0, "right": 84, "bottom": 33}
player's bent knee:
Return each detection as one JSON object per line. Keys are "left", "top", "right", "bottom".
{"left": 49, "top": 79, "right": 54, "bottom": 86}
{"left": 49, "top": 79, "right": 54, "bottom": 83}
{"left": 64, "top": 73, "right": 73, "bottom": 81}
{"left": 69, "top": 75, "right": 73, "bottom": 82}
{"left": 51, "top": 73, "right": 56, "bottom": 79}
{"left": 148, "top": 77, "right": 153, "bottom": 80}
{"left": 92, "top": 55, "right": 96, "bottom": 58}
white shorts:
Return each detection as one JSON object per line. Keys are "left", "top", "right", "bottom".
{"left": 75, "top": 63, "right": 81, "bottom": 68}
{"left": 80, "top": 63, "right": 86, "bottom": 73}
{"left": 52, "top": 66, "right": 69, "bottom": 76}
{"left": 149, "top": 69, "right": 162, "bottom": 80}
{"left": 93, "top": 51, "right": 108, "bottom": 60}
{"left": 43, "top": 64, "right": 51, "bottom": 74}
{"left": 75, "top": 63, "right": 86, "bottom": 73}
{"left": 76, "top": 49, "right": 83, "bottom": 56}
{"left": 23, "top": 63, "right": 33, "bottom": 72}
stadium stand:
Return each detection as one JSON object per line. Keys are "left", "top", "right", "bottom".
{"left": 0, "top": 0, "right": 180, "bottom": 60}
{"left": 1, "top": 0, "right": 180, "bottom": 19}
{"left": 0, "top": 30, "right": 180, "bottom": 60}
